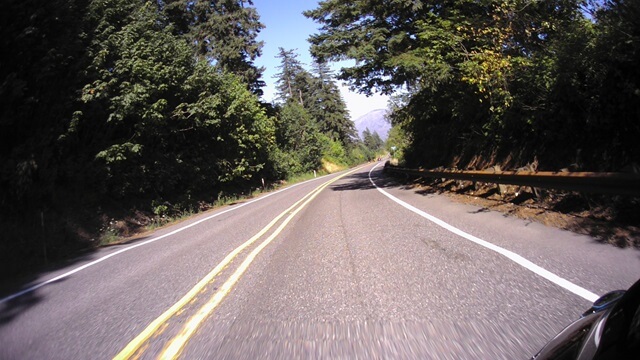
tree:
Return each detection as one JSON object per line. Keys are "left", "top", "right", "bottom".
{"left": 274, "top": 49, "right": 355, "bottom": 146}
{"left": 158, "top": 0, "right": 266, "bottom": 94}
{"left": 305, "top": 0, "right": 581, "bottom": 96}
{"left": 69, "top": 0, "right": 274, "bottom": 199}
{"left": 308, "top": 60, "right": 356, "bottom": 145}
{"left": 0, "top": 0, "right": 277, "bottom": 278}
{"left": 269, "top": 102, "right": 322, "bottom": 177}
{"left": 274, "top": 47, "right": 310, "bottom": 104}
{"left": 588, "top": 0, "right": 640, "bottom": 168}
{"left": 362, "top": 128, "right": 383, "bottom": 152}
{"left": 305, "top": 0, "right": 424, "bottom": 95}
{"left": 0, "top": 0, "right": 90, "bottom": 209}
{"left": 385, "top": 123, "right": 409, "bottom": 161}
{"left": 305, "top": 0, "right": 607, "bottom": 169}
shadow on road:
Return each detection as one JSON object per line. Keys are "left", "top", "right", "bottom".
{"left": 330, "top": 167, "right": 406, "bottom": 192}
{"left": 0, "top": 280, "right": 49, "bottom": 326}
{"left": 388, "top": 173, "right": 640, "bottom": 250}
{"left": 0, "top": 234, "right": 152, "bottom": 327}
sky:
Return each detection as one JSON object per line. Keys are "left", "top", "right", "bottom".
{"left": 251, "top": 0, "right": 389, "bottom": 120}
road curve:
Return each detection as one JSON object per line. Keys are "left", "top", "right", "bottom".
{"left": 1, "top": 162, "right": 638, "bottom": 359}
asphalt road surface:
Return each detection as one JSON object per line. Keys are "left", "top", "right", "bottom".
{"left": 1, "top": 162, "right": 639, "bottom": 359}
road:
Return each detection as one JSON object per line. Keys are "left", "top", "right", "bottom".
{"left": 1, "top": 162, "right": 639, "bottom": 359}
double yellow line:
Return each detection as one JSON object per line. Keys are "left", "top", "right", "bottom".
{"left": 114, "top": 166, "right": 364, "bottom": 360}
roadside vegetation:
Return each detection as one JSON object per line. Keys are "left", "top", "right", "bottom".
{"left": 308, "top": 0, "right": 640, "bottom": 246}
{"left": 4, "top": 0, "right": 637, "bottom": 280}
{"left": 307, "top": 0, "right": 639, "bottom": 173}
{"left": 0, "top": 0, "right": 382, "bottom": 280}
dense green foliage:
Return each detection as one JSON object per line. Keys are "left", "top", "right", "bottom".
{"left": 1, "top": 0, "right": 88, "bottom": 209}
{"left": 69, "top": 1, "right": 273, "bottom": 202}
{"left": 268, "top": 102, "right": 323, "bottom": 178}
{"left": 272, "top": 47, "right": 360, "bottom": 176}
{"left": 159, "top": 0, "right": 266, "bottom": 94}
{"left": 362, "top": 128, "right": 384, "bottom": 153}
{"left": 0, "top": 0, "right": 322, "bottom": 277}
{"left": 0, "top": 0, "right": 360, "bottom": 278}
{"left": 306, "top": 0, "right": 640, "bottom": 171}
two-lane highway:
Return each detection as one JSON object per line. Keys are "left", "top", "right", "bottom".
{"left": 1, "top": 163, "right": 639, "bottom": 359}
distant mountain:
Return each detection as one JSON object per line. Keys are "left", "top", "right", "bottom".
{"left": 353, "top": 109, "right": 390, "bottom": 141}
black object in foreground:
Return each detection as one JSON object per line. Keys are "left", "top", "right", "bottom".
{"left": 532, "top": 278, "right": 640, "bottom": 359}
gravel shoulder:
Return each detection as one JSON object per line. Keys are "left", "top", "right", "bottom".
{"left": 400, "top": 178, "right": 640, "bottom": 249}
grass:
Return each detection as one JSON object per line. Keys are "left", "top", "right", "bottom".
{"left": 2, "top": 163, "right": 358, "bottom": 280}
{"left": 98, "top": 228, "right": 121, "bottom": 246}
{"left": 285, "top": 170, "right": 327, "bottom": 184}
{"left": 94, "top": 166, "right": 346, "bottom": 246}
{"left": 147, "top": 209, "right": 195, "bottom": 231}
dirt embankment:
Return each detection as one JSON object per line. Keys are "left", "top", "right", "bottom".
{"left": 405, "top": 177, "right": 640, "bottom": 249}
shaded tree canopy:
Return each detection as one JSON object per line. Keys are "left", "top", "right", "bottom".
{"left": 0, "top": 0, "right": 275, "bottom": 278}
{"left": 159, "top": 0, "right": 266, "bottom": 94}
{"left": 306, "top": 0, "right": 640, "bottom": 171}
{"left": 274, "top": 48, "right": 355, "bottom": 146}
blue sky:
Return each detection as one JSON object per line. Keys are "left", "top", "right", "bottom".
{"left": 252, "top": 0, "right": 388, "bottom": 120}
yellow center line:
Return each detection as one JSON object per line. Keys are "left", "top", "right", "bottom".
{"left": 158, "top": 166, "right": 362, "bottom": 359}
{"left": 113, "top": 166, "right": 364, "bottom": 360}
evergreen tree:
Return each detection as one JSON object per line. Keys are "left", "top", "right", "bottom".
{"left": 269, "top": 102, "right": 322, "bottom": 177}
{"left": 274, "top": 47, "right": 310, "bottom": 104}
{"left": 305, "top": 0, "right": 580, "bottom": 97}
{"left": 274, "top": 50, "right": 355, "bottom": 146}
{"left": 308, "top": 60, "right": 356, "bottom": 145}
{"left": 362, "top": 128, "right": 383, "bottom": 152}
{"left": 158, "top": 0, "right": 266, "bottom": 95}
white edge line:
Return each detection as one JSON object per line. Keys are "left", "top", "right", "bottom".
{"left": 368, "top": 163, "right": 600, "bottom": 303}
{"left": 0, "top": 172, "right": 335, "bottom": 304}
